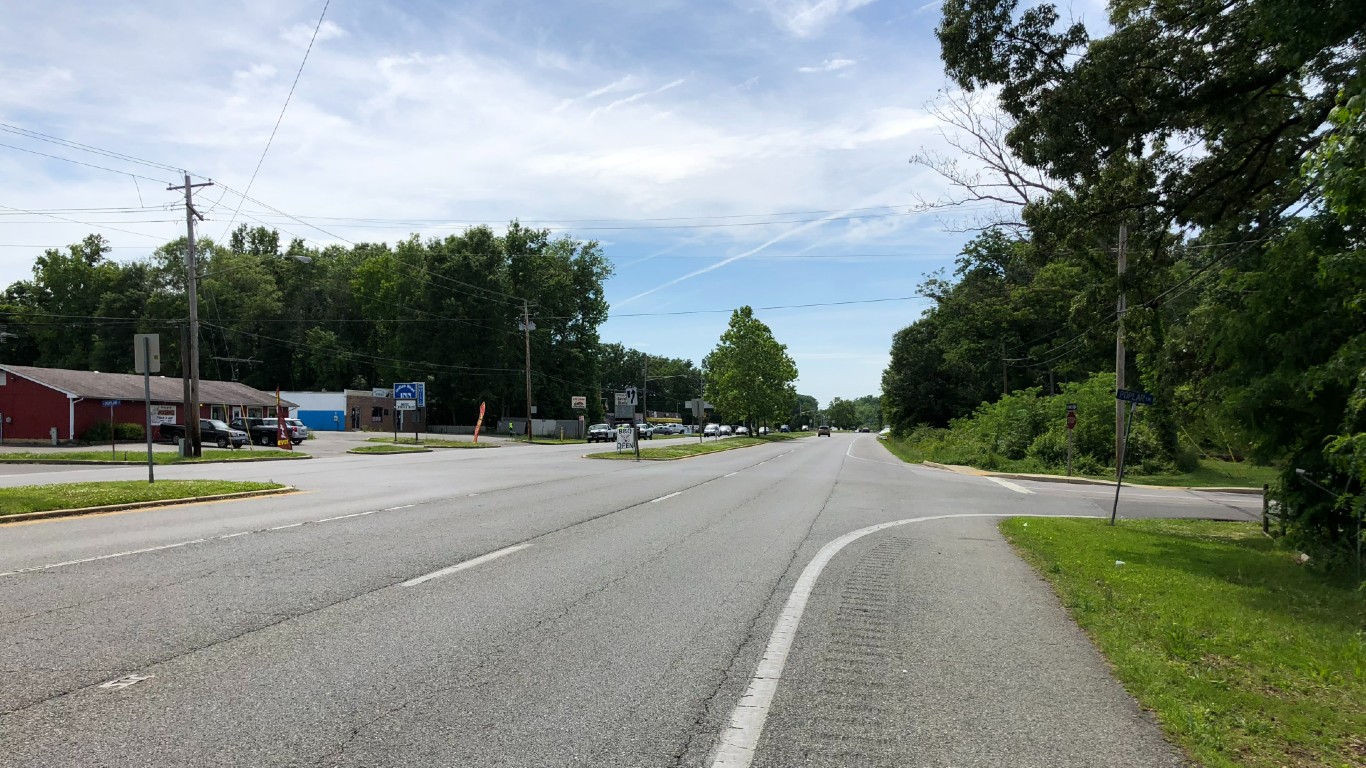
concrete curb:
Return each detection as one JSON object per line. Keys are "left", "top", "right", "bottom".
{"left": 0, "top": 486, "right": 298, "bottom": 524}
{"left": 918, "top": 461, "right": 1264, "bottom": 496}
{"left": 0, "top": 456, "right": 311, "bottom": 466}
{"left": 346, "top": 448, "right": 432, "bottom": 455}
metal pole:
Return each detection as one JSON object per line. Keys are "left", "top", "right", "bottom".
{"left": 1067, "top": 426, "right": 1074, "bottom": 477}
{"left": 143, "top": 335, "right": 155, "bottom": 483}
{"left": 110, "top": 404, "right": 115, "bottom": 459}
{"left": 1115, "top": 224, "right": 1127, "bottom": 479}
{"left": 524, "top": 299, "right": 533, "bottom": 444}
{"left": 1110, "top": 400, "right": 1136, "bottom": 525}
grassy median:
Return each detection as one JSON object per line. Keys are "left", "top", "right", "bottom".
{"left": 348, "top": 444, "right": 431, "bottom": 454}
{"left": 0, "top": 449, "right": 306, "bottom": 464}
{"left": 364, "top": 437, "right": 494, "bottom": 448}
{"left": 588, "top": 432, "right": 811, "bottom": 460}
{"left": 1002, "top": 517, "right": 1365, "bottom": 768}
{"left": 0, "top": 480, "right": 286, "bottom": 516}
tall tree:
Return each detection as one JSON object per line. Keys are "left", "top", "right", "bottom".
{"left": 703, "top": 307, "right": 798, "bottom": 430}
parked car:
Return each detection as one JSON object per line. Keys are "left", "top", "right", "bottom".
{"left": 779, "top": 425, "right": 791, "bottom": 433}
{"left": 719, "top": 425, "right": 733, "bottom": 436}
{"left": 858, "top": 426, "right": 870, "bottom": 433}
{"left": 286, "top": 418, "right": 311, "bottom": 440}
{"left": 879, "top": 426, "right": 892, "bottom": 438}
{"left": 587, "top": 423, "right": 615, "bottom": 443}
{"left": 735, "top": 426, "right": 750, "bottom": 436}
{"left": 635, "top": 423, "right": 655, "bottom": 439}
{"left": 160, "top": 418, "right": 247, "bottom": 449}
{"left": 232, "top": 417, "right": 303, "bottom": 446}
{"left": 758, "top": 426, "right": 769, "bottom": 435}
{"left": 703, "top": 424, "right": 720, "bottom": 437}
{"left": 818, "top": 425, "right": 832, "bottom": 436}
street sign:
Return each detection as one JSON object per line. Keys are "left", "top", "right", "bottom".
{"left": 571, "top": 395, "right": 587, "bottom": 409}
{"left": 625, "top": 386, "right": 637, "bottom": 406}
{"left": 1116, "top": 389, "right": 1155, "bottom": 405}
{"left": 415, "top": 382, "right": 426, "bottom": 408}
{"left": 102, "top": 400, "right": 122, "bottom": 408}
{"left": 1066, "top": 411, "right": 1077, "bottom": 430}
{"left": 395, "top": 400, "right": 417, "bottom": 411}
{"left": 1066, "top": 402, "right": 1077, "bottom": 412}
{"left": 393, "top": 382, "right": 418, "bottom": 401}
{"left": 133, "top": 333, "right": 161, "bottom": 374}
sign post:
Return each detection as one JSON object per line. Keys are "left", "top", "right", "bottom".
{"left": 134, "top": 333, "right": 160, "bottom": 483}
{"left": 1111, "top": 389, "right": 1155, "bottom": 525}
{"left": 1065, "top": 403, "right": 1077, "bottom": 477}
{"left": 102, "top": 400, "right": 122, "bottom": 458}
{"left": 473, "top": 401, "right": 486, "bottom": 444}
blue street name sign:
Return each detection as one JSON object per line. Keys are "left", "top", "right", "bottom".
{"left": 1115, "top": 389, "right": 1155, "bottom": 405}
{"left": 102, "top": 400, "right": 122, "bottom": 407}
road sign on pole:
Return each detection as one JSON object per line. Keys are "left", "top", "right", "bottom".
{"left": 1115, "top": 389, "right": 1155, "bottom": 405}
{"left": 134, "top": 333, "right": 161, "bottom": 374}
{"left": 625, "top": 386, "right": 637, "bottom": 406}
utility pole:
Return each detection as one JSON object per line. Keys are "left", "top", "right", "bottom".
{"left": 168, "top": 173, "right": 213, "bottom": 457}
{"left": 642, "top": 356, "right": 648, "bottom": 425}
{"left": 522, "top": 299, "right": 534, "bottom": 444}
{"left": 1001, "top": 340, "right": 1008, "bottom": 396}
{"left": 1114, "top": 224, "right": 1128, "bottom": 478}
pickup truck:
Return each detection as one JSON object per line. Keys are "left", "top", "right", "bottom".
{"left": 159, "top": 418, "right": 248, "bottom": 449}
{"left": 231, "top": 417, "right": 304, "bottom": 446}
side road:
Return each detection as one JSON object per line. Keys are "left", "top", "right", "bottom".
{"left": 920, "top": 460, "right": 1264, "bottom": 496}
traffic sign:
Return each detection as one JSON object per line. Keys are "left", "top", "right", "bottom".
{"left": 1115, "top": 389, "right": 1155, "bottom": 405}
{"left": 625, "top": 386, "right": 637, "bottom": 406}
{"left": 1066, "top": 411, "right": 1077, "bottom": 430}
{"left": 1066, "top": 402, "right": 1077, "bottom": 412}
{"left": 393, "top": 382, "right": 418, "bottom": 401}
{"left": 133, "top": 333, "right": 161, "bottom": 374}
{"left": 395, "top": 400, "right": 417, "bottom": 411}
{"left": 102, "top": 400, "right": 122, "bottom": 408}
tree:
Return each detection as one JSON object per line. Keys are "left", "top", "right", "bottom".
{"left": 703, "top": 307, "right": 798, "bottom": 430}
{"left": 825, "top": 398, "right": 859, "bottom": 430}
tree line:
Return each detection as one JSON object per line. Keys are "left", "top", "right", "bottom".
{"left": 880, "top": 0, "right": 1365, "bottom": 564}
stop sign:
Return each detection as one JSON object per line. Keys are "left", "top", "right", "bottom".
{"left": 1066, "top": 411, "right": 1077, "bottom": 430}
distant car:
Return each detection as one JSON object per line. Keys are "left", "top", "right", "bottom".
{"left": 735, "top": 426, "right": 750, "bottom": 436}
{"left": 703, "top": 424, "right": 720, "bottom": 437}
{"left": 879, "top": 426, "right": 892, "bottom": 438}
{"left": 587, "top": 423, "right": 614, "bottom": 443}
{"left": 757, "top": 426, "right": 769, "bottom": 435}
{"left": 636, "top": 423, "right": 655, "bottom": 440}
{"left": 818, "top": 425, "right": 832, "bottom": 436}
{"left": 260, "top": 417, "right": 305, "bottom": 446}
{"left": 719, "top": 425, "right": 733, "bottom": 436}
{"left": 779, "top": 425, "right": 790, "bottom": 433}
{"left": 858, "top": 426, "right": 870, "bottom": 433}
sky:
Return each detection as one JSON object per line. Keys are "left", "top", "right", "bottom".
{"left": 0, "top": 0, "right": 1055, "bottom": 408}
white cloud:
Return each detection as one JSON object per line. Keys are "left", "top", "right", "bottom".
{"left": 281, "top": 19, "right": 345, "bottom": 49}
{"left": 761, "top": 0, "right": 878, "bottom": 38}
{"left": 589, "top": 78, "right": 687, "bottom": 117}
{"left": 797, "top": 58, "right": 856, "bottom": 73}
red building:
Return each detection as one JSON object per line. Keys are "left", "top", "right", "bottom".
{"left": 0, "top": 364, "right": 294, "bottom": 443}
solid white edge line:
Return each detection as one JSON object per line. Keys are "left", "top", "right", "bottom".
{"left": 650, "top": 491, "right": 683, "bottom": 504}
{"left": 707, "top": 512, "right": 1100, "bottom": 768}
{"left": 400, "top": 542, "right": 533, "bottom": 587}
{"left": 988, "top": 477, "right": 1034, "bottom": 494}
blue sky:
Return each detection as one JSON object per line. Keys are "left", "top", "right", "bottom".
{"left": 0, "top": 0, "right": 1058, "bottom": 407}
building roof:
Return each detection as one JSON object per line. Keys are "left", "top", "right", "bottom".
{"left": 1, "top": 365, "right": 296, "bottom": 408}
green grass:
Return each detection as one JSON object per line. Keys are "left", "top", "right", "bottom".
{"left": 364, "top": 437, "right": 495, "bottom": 448}
{"left": 347, "top": 444, "right": 431, "bottom": 454}
{"left": 510, "top": 436, "right": 588, "bottom": 445}
{"left": 0, "top": 480, "right": 286, "bottom": 516}
{"left": 587, "top": 433, "right": 809, "bottom": 460}
{"left": 0, "top": 449, "right": 307, "bottom": 464}
{"left": 880, "top": 436, "right": 1274, "bottom": 489}
{"left": 1002, "top": 517, "right": 1366, "bottom": 768}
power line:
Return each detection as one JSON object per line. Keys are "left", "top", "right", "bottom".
{"left": 0, "top": 141, "right": 176, "bottom": 184}
{"left": 0, "top": 203, "right": 173, "bottom": 242}
{"left": 0, "top": 122, "right": 184, "bottom": 174}
{"left": 218, "top": 0, "right": 331, "bottom": 240}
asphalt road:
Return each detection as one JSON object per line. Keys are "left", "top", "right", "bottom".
{"left": 0, "top": 433, "right": 1257, "bottom": 766}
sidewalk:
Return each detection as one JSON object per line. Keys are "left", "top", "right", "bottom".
{"left": 920, "top": 460, "right": 1264, "bottom": 496}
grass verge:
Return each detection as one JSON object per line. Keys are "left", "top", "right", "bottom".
{"left": 364, "top": 437, "right": 494, "bottom": 448}
{"left": 880, "top": 437, "right": 1274, "bottom": 489}
{"left": 510, "top": 436, "right": 588, "bottom": 445}
{"left": 348, "top": 444, "right": 431, "bottom": 454}
{"left": 587, "top": 434, "right": 808, "bottom": 460}
{"left": 0, "top": 480, "right": 285, "bottom": 516}
{"left": 1001, "top": 517, "right": 1365, "bottom": 768}
{"left": 0, "top": 449, "right": 307, "bottom": 464}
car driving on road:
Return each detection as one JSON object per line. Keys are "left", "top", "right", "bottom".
{"left": 818, "top": 425, "right": 832, "bottom": 436}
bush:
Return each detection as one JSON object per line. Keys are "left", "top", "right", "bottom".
{"left": 81, "top": 422, "right": 145, "bottom": 442}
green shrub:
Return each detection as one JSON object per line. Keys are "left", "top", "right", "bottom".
{"left": 1027, "top": 430, "right": 1069, "bottom": 468}
{"left": 81, "top": 422, "right": 145, "bottom": 442}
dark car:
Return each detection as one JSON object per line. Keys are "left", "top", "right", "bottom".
{"left": 160, "top": 418, "right": 247, "bottom": 449}
{"left": 817, "top": 425, "right": 832, "bottom": 437}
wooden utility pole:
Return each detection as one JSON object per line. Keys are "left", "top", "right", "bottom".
{"left": 168, "top": 173, "right": 213, "bottom": 457}
{"left": 522, "top": 299, "right": 534, "bottom": 444}
{"left": 1115, "top": 224, "right": 1128, "bottom": 478}
{"left": 1001, "top": 340, "right": 1008, "bottom": 395}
